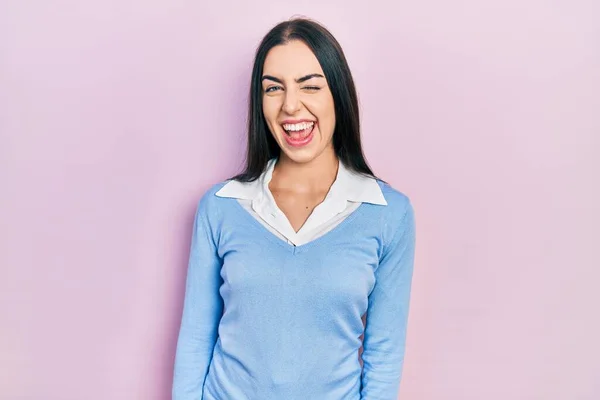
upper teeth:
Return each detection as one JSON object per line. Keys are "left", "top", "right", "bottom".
{"left": 283, "top": 122, "right": 314, "bottom": 131}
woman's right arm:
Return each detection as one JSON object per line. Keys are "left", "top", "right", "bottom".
{"left": 172, "top": 195, "right": 223, "bottom": 400}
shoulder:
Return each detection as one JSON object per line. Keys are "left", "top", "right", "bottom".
{"left": 202, "top": 180, "right": 230, "bottom": 199}
{"left": 195, "top": 180, "right": 231, "bottom": 218}
{"left": 377, "top": 180, "right": 413, "bottom": 217}
{"left": 376, "top": 180, "right": 415, "bottom": 244}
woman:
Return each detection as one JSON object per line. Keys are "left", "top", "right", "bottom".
{"left": 173, "top": 17, "right": 416, "bottom": 400}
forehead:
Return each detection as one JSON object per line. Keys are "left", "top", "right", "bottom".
{"left": 263, "top": 40, "right": 324, "bottom": 76}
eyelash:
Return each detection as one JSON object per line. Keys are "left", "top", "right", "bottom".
{"left": 265, "top": 86, "right": 321, "bottom": 93}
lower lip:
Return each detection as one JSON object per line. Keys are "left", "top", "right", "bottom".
{"left": 283, "top": 123, "right": 315, "bottom": 148}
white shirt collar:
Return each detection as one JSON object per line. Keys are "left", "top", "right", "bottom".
{"left": 216, "top": 158, "right": 387, "bottom": 206}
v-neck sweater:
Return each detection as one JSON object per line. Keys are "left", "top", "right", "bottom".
{"left": 214, "top": 158, "right": 388, "bottom": 246}
{"left": 172, "top": 180, "right": 416, "bottom": 400}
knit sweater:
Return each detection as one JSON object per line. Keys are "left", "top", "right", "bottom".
{"left": 172, "top": 180, "right": 416, "bottom": 400}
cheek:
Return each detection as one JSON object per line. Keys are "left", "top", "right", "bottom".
{"left": 262, "top": 99, "right": 281, "bottom": 130}
{"left": 310, "top": 99, "right": 336, "bottom": 137}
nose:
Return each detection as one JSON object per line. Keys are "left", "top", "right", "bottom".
{"left": 282, "top": 88, "right": 301, "bottom": 114}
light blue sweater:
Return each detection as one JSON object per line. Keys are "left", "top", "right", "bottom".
{"left": 172, "top": 180, "right": 416, "bottom": 400}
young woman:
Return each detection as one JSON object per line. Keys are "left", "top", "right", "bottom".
{"left": 173, "top": 17, "right": 416, "bottom": 400}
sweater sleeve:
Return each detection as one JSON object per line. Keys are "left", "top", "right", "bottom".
{"left": 360, "top": 201, "right": 416, "bottom": 399}
{"left": 172, "top": 196, "right": 224, "bottom": 400}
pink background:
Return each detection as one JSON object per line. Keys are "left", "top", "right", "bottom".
{"left": 1, "top": 0, "right": 599, "bottom": 399}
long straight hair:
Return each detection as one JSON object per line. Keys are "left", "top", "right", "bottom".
{"left": 232, "top": 18, "right": 377, "bottom": 182}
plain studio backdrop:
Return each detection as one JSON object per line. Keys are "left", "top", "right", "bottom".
{"left": 1, "top": 1, "right": 598, "bottom": 399}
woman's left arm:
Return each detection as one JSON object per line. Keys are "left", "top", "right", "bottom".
{"left": 360, "top": 201, "right": 416, "bottom": 399}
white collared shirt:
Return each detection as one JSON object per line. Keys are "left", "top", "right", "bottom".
{"left": 215, "top": 158, "right": 387, "bottom": 246}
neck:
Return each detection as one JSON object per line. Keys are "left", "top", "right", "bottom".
{"left": 271, "top": 147, "right": 339, "bottom": 193}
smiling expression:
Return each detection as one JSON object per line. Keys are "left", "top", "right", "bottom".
{"left": 261, "top": 40, "right": 336, "bottom": 164}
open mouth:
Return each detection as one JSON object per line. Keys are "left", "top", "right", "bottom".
{"left": 281, "top": 121, "right": 316, "bottom": 147}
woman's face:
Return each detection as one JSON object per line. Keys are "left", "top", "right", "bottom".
{"left": 261, "top": 40, "right": 336, "bottom": 164}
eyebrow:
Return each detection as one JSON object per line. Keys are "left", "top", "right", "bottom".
{"left": 261, "top": 73, "right": 325, "bottom": 84}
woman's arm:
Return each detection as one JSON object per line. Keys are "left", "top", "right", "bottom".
{"left": 172, "top": 195, "right": 223, "bottom": 400}
{"left": 361, "top": 201, "right": 416, "bottom": 399}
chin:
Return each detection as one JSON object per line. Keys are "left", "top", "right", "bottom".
{"left": 280, "top": 149, "right": 319, "bottom": 164}
{"left": 279, "top": 140, "right": 335, "bottom": 165}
